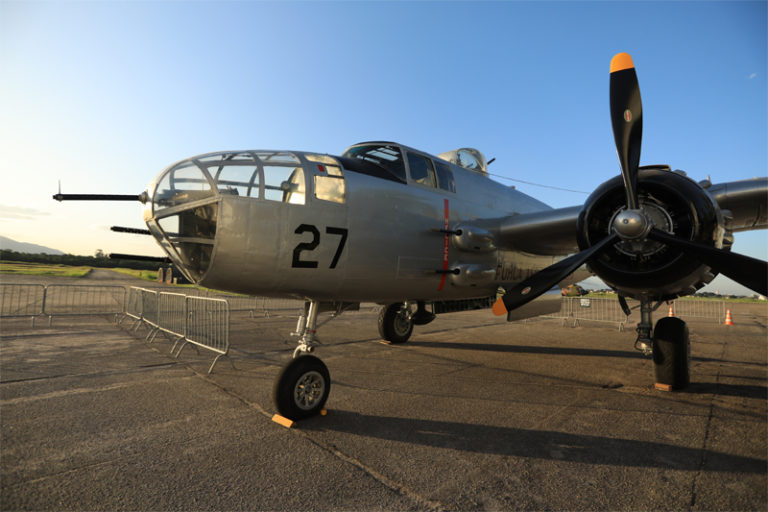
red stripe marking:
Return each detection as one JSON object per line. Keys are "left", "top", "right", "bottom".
{"left": 438, "top": 198, "right": 450, "bottom": 291}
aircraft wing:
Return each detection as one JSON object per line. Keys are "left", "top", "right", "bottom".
{"left": 493, "top": 205, "right": 581, "bottom": 255}
{"left": 490, "top": 177, "right": 767, "bottom": 256}
{"left": 707, "top": 178, "right": 768, "bottom": 233}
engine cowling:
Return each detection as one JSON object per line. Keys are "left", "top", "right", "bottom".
{"left": 577, "top": 168, "right": 724, "bottom": 300}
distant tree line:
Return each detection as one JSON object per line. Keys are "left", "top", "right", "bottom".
{"left": 0, "top": 250, "right": 162, "bottom": 271}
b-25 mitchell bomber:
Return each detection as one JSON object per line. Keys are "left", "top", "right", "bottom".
{"left": 55, "top": 53, "right": 767, "bottom": 421}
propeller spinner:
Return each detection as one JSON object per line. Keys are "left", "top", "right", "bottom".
{"left": 494, "top": 53, "right": 767, "bottom": 317}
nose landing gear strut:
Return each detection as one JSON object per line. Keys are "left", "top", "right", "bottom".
{"left": 634, "top": 298, "right": 690, "bottom": 391}
{"left": 274, "top": 300, "right": 329, "bottom": 421}
{"left": 273, "top": 299, "right": 357, "bottom": 421}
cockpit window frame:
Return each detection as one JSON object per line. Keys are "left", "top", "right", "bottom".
{"left": 406, "top": 152, "right": 438, "bottom": 189}
{"left": 434, "top": 160, "right": 456, "bottom": 193}
{"left": 340, "top": 144, "right": 407, "bottom": 183}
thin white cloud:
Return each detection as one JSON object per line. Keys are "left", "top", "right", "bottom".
{"left": 0, "top": 204, "right": 50, "bottom": 220}
{"left": 748, "top": 73, "right": 757, "bottom": 80}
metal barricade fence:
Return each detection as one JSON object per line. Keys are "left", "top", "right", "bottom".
{"left": 260, "top": 297, "right": 305, "bottom": 317}
{"left": 124, "top": 287, "right": 143, "bottom": 323}
{"left": 540, "top": 297, "right": 573, "bottom": 325}
{"left": 670, "top": 299, "right": 726, "bottom": 322}
{"left": 44, "top": 285, "right": 126, "bottom": 326}
{"left": 127, "top": 287, "right": 230, "bottom": 374}
{"left": 139, "top": 288, "right": 159, "bottom": 330}
{"left": 141, "top": 287, "right": 306, "bottom": 317}
{"left": 568, "top": 297, "right": 630, "bottom": 330}
{"left": 542, "top": 296, "right": 728, "bottom": 329}
{"left": 154, "top": 292, "right": 187, "bottom": 347}
{"left": 144, "top": 286, "right": 262, "bottom": 314}
{"left": 0, "top": 284, "right": 46, "bottom": 326}
{"left": 176, "top": 296, "right": 230, "bottom": 374}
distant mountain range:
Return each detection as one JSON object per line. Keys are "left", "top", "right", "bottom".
{"left": 0, "top": 235, "right": 64, "bottom": 255}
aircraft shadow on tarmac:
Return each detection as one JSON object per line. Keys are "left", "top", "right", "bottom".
{"left": 406, "top": 340, "right": 645, "bottom": 359}
{"left": 406, "top": 340, "right": 767, "bottom": 371}
{"left": 686, "top": 382, "right": 768, "bottom": 400}
{"left": 406, "top": 341, "right": 766, "bottom": 400}
{"left": 307, "top": 410, "right": 766, "bottom": 473}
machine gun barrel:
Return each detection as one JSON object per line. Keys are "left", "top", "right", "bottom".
{"left": 53, "top": 193, "right": 146, "bottom": 202}
{"left": 109, "top": 253, "right": 171, "bottom": 263}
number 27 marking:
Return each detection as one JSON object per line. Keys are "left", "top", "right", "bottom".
{"left": 292, "top": 224, "right": 348, "bottom": 269}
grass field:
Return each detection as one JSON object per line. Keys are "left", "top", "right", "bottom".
{"left": 583, "top": 291, "right": 763, "bottom": 303}
{"left": 0, "top": 261, "right": 158, "bottom": 281}
{"left": 108, "top": 268, "right": 159, "bottom": 281}
{"left": 0, "top": 261, "right": 93, "bottom": 278}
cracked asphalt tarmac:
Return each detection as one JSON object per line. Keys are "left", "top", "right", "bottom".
{"left": 1, "top": 273, "right": 766, "bottom": 510}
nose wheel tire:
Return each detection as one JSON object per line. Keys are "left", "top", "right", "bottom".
{"left": 273, "top": 355, "right": 331, "bottom": 421}
{"left": 378, "top": 303, "right": 414, "bottom": 344}
{"left": 652, "top": 317, "right": 690, "bottom": 390}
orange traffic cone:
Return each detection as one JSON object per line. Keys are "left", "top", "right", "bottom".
{"left": 667, "top": 303, "right": 675, "bottom": 317}
{"left": 724, "top": 309, "right": 734, "bottom": 326}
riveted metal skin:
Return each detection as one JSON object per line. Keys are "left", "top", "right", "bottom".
{"left": 144, "top": 145, "right": 571, "bottom": 304}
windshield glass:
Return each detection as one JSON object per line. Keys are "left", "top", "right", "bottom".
{"left": 342, "top": 144, "right": 406, "bottom": 182}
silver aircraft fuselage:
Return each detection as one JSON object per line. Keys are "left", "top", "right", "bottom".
{"left": 143, "top": 142, "right": 574, "bottom": 302}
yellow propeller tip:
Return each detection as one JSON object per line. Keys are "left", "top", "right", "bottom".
{"left": 610, "top": 52, "right": 635, "bottom": 73}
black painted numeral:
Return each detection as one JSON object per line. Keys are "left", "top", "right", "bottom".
{"left": 292, "top": 224, "right": 320, "bottom": 268}
{"left": 325, "top": 227, "right": 348, "bottom": 269}
{"left": 291, "top": 224, "right": 348, "bottom": 269}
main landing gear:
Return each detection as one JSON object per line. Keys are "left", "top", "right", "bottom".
{"left": 634, "top": 298, "right": 690, "bottom": 390}
{"left": 378, "top": 301, "right": 435, "bottom": 344}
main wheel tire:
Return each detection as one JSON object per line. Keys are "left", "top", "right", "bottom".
{"left": 652, "top": 317, "right": 690, "bottom": 390}
{"left": 378, "top": 303, "right": 414, "bottom": 344}
{"left": 273, "top": 355, "right": 331, "bottom": 421}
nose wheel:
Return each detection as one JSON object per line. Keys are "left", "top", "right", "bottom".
{"left": 635, "top": 298, "right": 691, "bottom": 391}
{"left": 274, "top": 299, "right": 333, "bottom": 421}
{"left": 273, "top": 355, "right": 331, "bottom": 421}
{"left": 652, "top": 316, "right": 690, "bottom": 391}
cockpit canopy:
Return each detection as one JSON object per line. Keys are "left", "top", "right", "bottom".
{"left": 340, "top": 143, "right": 407, "bottom": 183}
{"left": 437, "top": 148, "right": 489, "bottom": 175}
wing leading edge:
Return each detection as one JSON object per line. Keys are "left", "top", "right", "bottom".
{"left": 490, "top": 177, "right": 767, "bottom": 257}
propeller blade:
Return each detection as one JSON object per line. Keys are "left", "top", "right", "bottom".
{"left": 646, "top": 228, "right": 768, "bottom": 296}
{"left": 493, "top": 234, "right": 619, "bottom": 315}
{"left": 610, "top": 52, "right": 643, "bottom": 210}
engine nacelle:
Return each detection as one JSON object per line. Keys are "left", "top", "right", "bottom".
{"left": 577, "top": 168, "right": 724, "bottom": 300}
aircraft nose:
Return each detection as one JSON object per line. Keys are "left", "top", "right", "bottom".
{"left": 144, "top": 159, "right": 219, "bottom": 282}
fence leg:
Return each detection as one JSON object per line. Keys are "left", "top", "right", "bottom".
{"left": 146, "top": 326, "right": 160, "bottom": 343}
{"left": 205, "top": 353, "right": 232, "bottom": 374}
{"left": 174, "top": 340, "right": 188, "bottom": 358}
{"left": 169, "top": 334, "right": 185, "bottom": 354}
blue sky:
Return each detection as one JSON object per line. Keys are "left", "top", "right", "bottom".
{"left": 1, "top": 0, "right": 766, "bottom": 294}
